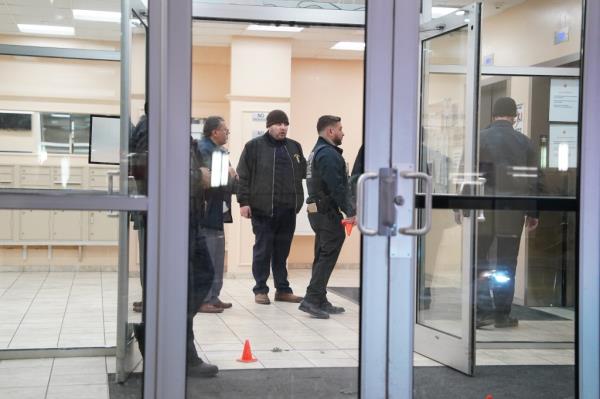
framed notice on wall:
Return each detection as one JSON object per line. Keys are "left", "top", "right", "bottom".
{"left": 549, "top": 78, "right": 579, "bottom": 122}
{"left": 89, "top": 115, "right": 120, "bottom": 165}
{"left": 549, "top": 123, "right": 578, "bottom": 169}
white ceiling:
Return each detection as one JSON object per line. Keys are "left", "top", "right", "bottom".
{"left": 0, "top": 0, "right": 525, "bottom": 60}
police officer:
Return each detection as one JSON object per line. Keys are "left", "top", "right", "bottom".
{"left": 299, "top": 115, "right": 356, "bottom": 319}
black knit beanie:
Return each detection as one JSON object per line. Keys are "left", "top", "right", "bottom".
{"left": 266, "top": 110, "right": 289, "bottom": 127}
{"left": 492, "top": 97, "right": 517, "bottom": 117}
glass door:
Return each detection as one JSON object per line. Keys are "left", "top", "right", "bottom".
{"left": 414, "top": 4, "right": 480, "bottom": 375}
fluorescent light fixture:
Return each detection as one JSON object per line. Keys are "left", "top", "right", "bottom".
{"left": 331, "top": 41, "right": 365, "bottom": 51}
{"left": 18, "top": 24, "right": 74, "bottom": 36}
{"left": 432, "top": 7, "right": 458, "bottom": 18}
{"left": 73, "top": 9, "right": 121, "bottom": 23}
{"left": 247, "top": 24, "right": 303, "bottom": 32}
{"left": 51, "top": 113, "right": 70, "bottom": 118}
{"left": 455, "top": 10, "right": 466, "bottom": 16}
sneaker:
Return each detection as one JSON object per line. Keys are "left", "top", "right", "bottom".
{"left": 495, "top": 315, "right": 519, "bottom": 328}
{"left": 255, "top": 293, "right": 271, "bottom": 305}
{"left": 321, "top": 301, "right": 345, "bottom": 314}
{"left": 198, "top": 303, "right": 224, "bottom": 313}
{"left": 215, "top": 298, "right": 232, "bottom": 309}
{"left": 299, "top": 300, "right": 330, "bottom": 319}
{"left": 187, "top": 359, "right": 218, "bottom": 378}
{"left": 274, "top": 291, "right": 303, "bottom": 303}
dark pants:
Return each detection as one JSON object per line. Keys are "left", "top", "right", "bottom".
{"left": 251, "top": 207, "right": 296, "bottom": 294}
{"left": 187, "top": 223, "right": 215, "bottom": 363}
{"left": 476, "top": 210, "right": 524, "bottom": 319}
{"left": 201, "top": 228, "right": 225, "bottom": 305}
{"left": 304, "top": 211, "right": 345, "bottom": 305}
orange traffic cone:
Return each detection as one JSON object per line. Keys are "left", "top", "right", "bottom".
{"left": 237, "top": 339, "right": 257, "bottom": 363}
{"left": 341, "top": 220, "right": 354, "bottom": 236}
{"left": 485, "top": 395, "right": 493, "bottom": 399}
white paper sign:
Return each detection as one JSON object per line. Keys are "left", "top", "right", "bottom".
{"left": 549, "top": 78, "right": 579, "bottom": 122}
{"left": 549, "top": 124, "right": 578, "bottom": 169}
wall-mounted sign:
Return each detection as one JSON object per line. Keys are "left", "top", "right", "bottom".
{"left": 549, "top": 123, "right": 577, "bottom": 169}
{"left": 252, "top": 112, "right": 267, "bottom": 122}
{"left": 549, "top": 78, "right": 579, "bottom": 123}
{"left": 515, "top": 103, "right": 524, "bottom": 133}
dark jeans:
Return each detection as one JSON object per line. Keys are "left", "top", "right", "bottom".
{"left": 476, "top": 211, "right": 524, "bottom": 319}
{"left": 304, "top": 212, "right": 345, "bottom": 305}
{"left": 187, "top": 224, "right": 214, "bottom": 362}
{"left": 251, "top": 207, "right": 296, "bottom": 294}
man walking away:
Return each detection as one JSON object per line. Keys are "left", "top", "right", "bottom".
{"left": 299, "top": 115, "right": 356, "bottom": 319}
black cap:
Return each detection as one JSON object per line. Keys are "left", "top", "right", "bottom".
{"left": 492, "top": 97, "right": 517, "bottom": 117}
{"left": 266, "top": 110, "right": 289, "bottom": 127}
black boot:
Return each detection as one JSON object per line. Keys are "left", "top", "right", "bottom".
{"left": 187, "top": 357, "right": 218, "bottom": 378}
{"left": 299, "top": 300, "right": 330, "bottom": 319}
{"left": 321, "top": 301, "right": 345, "bottom": 314}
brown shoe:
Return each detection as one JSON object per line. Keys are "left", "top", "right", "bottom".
{"left": 215, "top": 298, "right": 232, "bottom": 309}
{"left": 255, "top": 293, "right": 271, "bottom": 305}
{"left": 198, "top": 303, "right": 224, "bottom": 313}
{"left": 274, "top": 292, "right": 303, "bottom": 303}
{"left": 133, "top": 301, "right": 143, "bottom": 313}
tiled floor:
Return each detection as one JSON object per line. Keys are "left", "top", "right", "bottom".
{"left": 0, "top": 270, "right": 576, "bottom": 398}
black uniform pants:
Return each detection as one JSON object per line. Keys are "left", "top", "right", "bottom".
{"left": 476, "top": 211, "right": 524, "bottom": 319}
{"left": 187, "top": 224, "right": 215, "bottom": 363}
{"left": 304, "top": 211, "right": 345, "bottom": 305}
{"left": 251, "top": 207, "right": 296, "bottom": 294}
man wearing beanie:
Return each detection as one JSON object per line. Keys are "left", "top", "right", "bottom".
{"left": 236, "top": 110, "right": 307, "bottom": 304}
{"left": 470, "top": 97, "right": 541, "bottom": 329}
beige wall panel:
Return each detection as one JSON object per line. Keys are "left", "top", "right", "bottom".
{"left": 51, "top": 211, "right": 83, "bottom": 241}
{"left": 88, "top": 211, "right": 118, "bottom": 242}
{"left": 0, "top": 210, "right": 14, "bottom": 240}
{"left": 19, "top": 210, "right": 50, "bottom": 241}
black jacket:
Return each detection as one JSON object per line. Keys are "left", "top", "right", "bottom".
{"left": 306, "top": 137, "right": 355, "bottom": 218}
{"left": 236, "top": 132, "right": 307, "bottom": 217}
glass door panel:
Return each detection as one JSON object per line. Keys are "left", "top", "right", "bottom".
{"left": 414, "top": 4, "right": 479, "bottom": 375}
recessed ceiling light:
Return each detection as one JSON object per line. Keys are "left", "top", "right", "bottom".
{"left": 247, "top": 24, "right": 303, "bottom": 32}
{"left": 17, "top": 24, "right": 74, "bottom": 36}
{"left": 455, "top": 10, "right": 466, "bottom": 16}
{"left": 331, "top": 41, "right": 365, "bottom": 51}
{"left": 73, "top": 9, "right": 121, "bottom": 23}
{"left": 431, "top": 7, "right": 458, "bottom": 18}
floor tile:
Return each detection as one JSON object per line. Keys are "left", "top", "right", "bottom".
{"left": 0, "top": 387, "right": 47, "bottom": 399}
{"left": 46, "top": 384, "right": 108, "bottom": 399}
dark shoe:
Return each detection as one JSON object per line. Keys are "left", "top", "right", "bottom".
{"left": 187, "top": 359, "right": 218, "bottom": 378}
{"left": 476, "top": 316, "right": 495, "bottom": 329}
{"left": 321, "top": 301, "right": 345, "bottom": 314}
{"left": 275, "top": 291, "right": 303, "bottom": 303}
{"left": 133, "top": 323, "right": 145, "bottom": 357}
{"left": 299, "top": 300, "right": 330, "bottom": 319}
{"left": 495, "top": 315, "right": 519, "bottom": 328}
{"left": 215, "top": 298, "right": 232, "bottom": 309}
{"left": 255, "top": 293, "right": 271, "bottom": 305}
{"left": 132, "top": 301, "right": 142, "bottom": 313}
{"left": 198, "top": 303, "right": 224, "bottom": 313}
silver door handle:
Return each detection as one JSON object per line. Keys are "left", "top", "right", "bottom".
{"left": 356, "top": 172, "right": 379, "bottom": 236}
{"left": 399, "top": 171, "right": 432, "bottom": 236}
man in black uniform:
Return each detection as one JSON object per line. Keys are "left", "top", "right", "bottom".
{"left": 474, "top": 97, "right": 540, "bottom": 329}
{"left": 237, "top": 110, "right": 307, "bottom": 305}
{"left": 299, "top": 115, "right": 356, "bottom": 319}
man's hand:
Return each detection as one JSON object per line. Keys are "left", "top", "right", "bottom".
{"left": 229, "top": 166, "right": 238, "bottom": 179}
{"left": 525, "top": 216, "right": 539, "bottom": 232}
{"left": 240, "top": 205, "right": 252, "bottom": 219}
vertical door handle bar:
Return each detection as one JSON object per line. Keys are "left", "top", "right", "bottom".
{"left": 356, "top": 172, "right": 379, "bottom": 236}
{"left": 399, "top": 171, "right": 433, "bottom": 236}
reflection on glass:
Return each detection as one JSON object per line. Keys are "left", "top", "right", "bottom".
{"left": 480, "top": 0, "right": 582, "bottom": 68}
{"left": 0, "top": 209, "right": 130, "bottom": 349}
{"left": 475, "top": 209, "right": 575, "bottom": 343}
{"left": 417, "top": 210, "right": 465, "bottom": 338}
